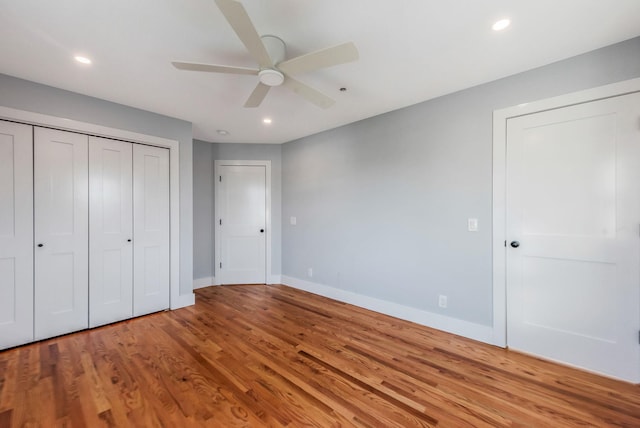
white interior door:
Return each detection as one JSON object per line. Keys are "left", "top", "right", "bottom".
{"left": 34, "top": 127, "right": 89, "bottom": 340}
{"left": 133, "top": 144, "right": 170, "bottom": 316}
{"left": 506, "top": 92, "right": 640, "bottom": 382}
{"left": 0, "top": 120, "right": 33, "bottom": 349}
{"left": 216, "top": 164, "right": 267, "bottom": 284}
{"left": 89, "top": 137, "right": 133, "bottom": 327}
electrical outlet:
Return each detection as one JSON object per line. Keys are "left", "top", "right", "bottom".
{"left": 307, "top": 268, "right": 313, "bottom": 278}
{"left": 438, "top": 295, "right": 448, "bottom": 308}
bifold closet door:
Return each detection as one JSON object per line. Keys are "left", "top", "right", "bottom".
{"left": 89, "top": 137, "right": 133, "bottom": 327}
{"left": 34, "top": 127, "right": 89, "bottom": 340}
{"left": 0, "top": 121, "right": 34, "bottom": 349}
{"left": 133, "top": 144, "right": 170, "bottom": 316}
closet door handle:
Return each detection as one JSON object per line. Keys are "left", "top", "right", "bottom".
{"left": 127, "top": 239, "right": 132, "bottom": 242}
{"left": 37, "top": 243, "right": 44, "bottom": 248}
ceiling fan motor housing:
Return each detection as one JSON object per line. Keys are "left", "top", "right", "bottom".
{"left": 259, "top": 35, "right": 286, "bottom": 86}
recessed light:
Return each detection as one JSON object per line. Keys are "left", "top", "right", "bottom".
{"left": 492, "top": 18, "right": 511, "bottom": 31}
{"left": 217, "top": 129, "right": 230, "bottom": 136}
{"left": 263, "top": 118, "right": 272, "bottom": 124}
{"left": 74, "top": 55, "right": 92, "bottom": 65}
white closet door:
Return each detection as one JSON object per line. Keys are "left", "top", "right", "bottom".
{"left": 89, "top": 137, "right": 133, "bottom": 327}
{"left": 133, "top": 144, "right": 170, "bottom": 316}
{"left": 34, "top": 127, "right": 89, "bottom": 340}
{"left": 0, "top": 121, "right": 34, "bottom": 349}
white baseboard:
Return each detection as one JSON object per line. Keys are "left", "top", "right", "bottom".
{"left": 195, "top": 276, "right": 279, "bottom": 287}
{"left": 171, "top": 292, "right": 195, "bottom": 310}
{"left": 281, "top": 275, "right": 494, "bottom": 345}
{"left": 193, "top": 276, "right": 215, "bottom": 289}
{"left": 269, "top": 275, "right": 282, "bottom": 285}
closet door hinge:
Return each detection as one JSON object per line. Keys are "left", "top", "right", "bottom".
{"left": 219, "top": 219, "right": 222, "bottom": 225}
{"left": 219, "top": 262, "right": 222, "bottom": 269}
{"left": 219, "top": 175, "right": 222, "bottom": 182}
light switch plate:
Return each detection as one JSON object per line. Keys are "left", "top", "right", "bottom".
{"left": 290, "top": 216, "right": 297, "bottom": 225}
{"left": 468, "top": 218, "right": 478, "bottom": 232}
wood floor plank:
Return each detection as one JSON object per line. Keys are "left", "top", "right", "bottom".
{"left": 1, "top": 284, "right": 640, "bottom": 427}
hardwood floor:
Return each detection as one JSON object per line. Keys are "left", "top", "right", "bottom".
{"left": 1, "top": 284, "right": 639, "bottom": 427}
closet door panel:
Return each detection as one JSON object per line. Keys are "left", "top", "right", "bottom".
{"left": 89, "top": 137, "right": 133, "bottom": 327}
{"left": 34, "top": 127, "right": 89, "bottom": 340}
{"left": 0, "top": 121, "right": 33, "bottom": 349}
{"left": 133, "top": 144, "right": 170, "bottom": 316}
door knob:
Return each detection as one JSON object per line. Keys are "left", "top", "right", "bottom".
{"left": 510, "top": 241, "right": 520, "bottom": 248}
{"left": 37, "top": 243, "right": 44, "bottom": 248}
{"left": 260, "top": 229, "right": 264, "bottom": 233}
{"left": 127, "top": 239, "right": 132, "bottom": 242}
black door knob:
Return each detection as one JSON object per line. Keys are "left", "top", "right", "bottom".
{"left": 37, "top": 243, "right": 44, "bottom": 248}
{"left": 260, "top": 229, "right": 264, "bottom": 233}
{"left": 127, "top": 239, "right": 132, "bottom": 242}
{"left": 510, "top": 241, "right": 520, "bottom": 248}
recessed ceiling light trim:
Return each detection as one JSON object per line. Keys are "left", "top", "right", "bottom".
{"left": 74, "top": 55, "right": 92, "bottom": 64}
{"left": 492, "top": 18, "right": 511, "bottom": 31}
{"left": 263, "top": 118, "right": 272, "bottom": 124}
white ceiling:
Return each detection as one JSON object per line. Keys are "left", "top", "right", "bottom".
{"left": 1, "top": 1, "right": 639, "bottom": 144}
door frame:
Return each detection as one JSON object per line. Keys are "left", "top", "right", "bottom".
{"left": 213, "top": 160, "right": 272, "bottom": 285}
{"left": 0, "top": 105, "right": 190, "bottom": 310}
{"left": 492, "top": 77, "right": 640, "bottom": 347}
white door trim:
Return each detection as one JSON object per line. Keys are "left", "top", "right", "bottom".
{"left": 492, "top": 77, "right": 640, "bottom": 347}
{"left": 0, "top": 105, "right": 189, "bottom": 310}
{"left": 214, "top": 160, "right": 272, "bottom": 285}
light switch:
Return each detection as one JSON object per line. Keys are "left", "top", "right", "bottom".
{"left": 468, "top": 218, "right": 478, "bottom": 232}
{"left": 290, "top": 216, "right": 297, "bottom": 225}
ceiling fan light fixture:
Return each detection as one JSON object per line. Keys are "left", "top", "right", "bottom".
{"left": 259, "top": 69, "right": 284, "bottom": 86}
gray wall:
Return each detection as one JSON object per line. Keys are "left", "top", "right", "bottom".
{"left": 0, "top": 74, "right": 194, "bottom": 296}
{"left": 282, "top": 37, "right": 640, "bottom": 327}
{"left": 192, "top": 140, "right": 282, "bottom": 281}
{"left": 193, "top": 141, "right": 214, "bottom": 280}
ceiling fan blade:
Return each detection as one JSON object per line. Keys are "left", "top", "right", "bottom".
{"left": 283, "top": 77, "right": 335, "bottom": 109}
{"left": 278, "top": 42, "right": 358, "bottom": 75}
{"left": 172, "top": 61, "right": 258, "bottom": 75}
{"left": 215, "top": 0, "right": 273, "bottom": 69}
{"left": 244, "top": 82, "right": 271, "bottom": 108}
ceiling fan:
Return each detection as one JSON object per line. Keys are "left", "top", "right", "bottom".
{"left": 171, "top": 0, "right": 359, "bottom": 109}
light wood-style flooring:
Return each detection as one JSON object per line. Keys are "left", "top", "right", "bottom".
{"left": 1, "top": 284, "right": 639, "bottom": 427}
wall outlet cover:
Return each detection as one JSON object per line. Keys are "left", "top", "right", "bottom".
{"left": 438, "top": 295, "right": 448, "bottom": 308}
